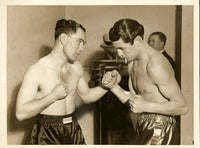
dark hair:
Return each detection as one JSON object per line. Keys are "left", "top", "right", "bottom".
{"left": 150, "top": 32, "right": 167, "bottom": 46}
{"left": 109, "top": 19, "right": 144, "bottom": 45}
{"left": 54, "top": 19, "right": 86, "bottom": 40}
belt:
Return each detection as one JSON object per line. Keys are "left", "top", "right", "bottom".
{"left": 36, "top": 113, "right": 75, "bottom": 124}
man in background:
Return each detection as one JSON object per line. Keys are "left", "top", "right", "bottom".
{"left": 148, "top": 32, "right": 176, "bottom": 70}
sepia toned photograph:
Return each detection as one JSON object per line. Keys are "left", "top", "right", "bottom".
{"left": 0, "top": 1, "right": 199, "bottom": 147}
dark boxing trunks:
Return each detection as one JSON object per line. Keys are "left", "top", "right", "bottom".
{"left": 136, "top": 113, "right": 178, "bottom": 145}
{"left": 30, "top": 113, "right": 86, "bottom": 145}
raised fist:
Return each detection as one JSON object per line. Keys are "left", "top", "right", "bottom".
{"left": 101, "top": 70, "right": 121, "bottom": 89}
{"left": 129, "top": 94, "right": 145, "bottom": 113}
{"left": 51, "top": 83, "right": 69, "bottom": 100}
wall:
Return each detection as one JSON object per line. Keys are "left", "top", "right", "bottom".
{"left": 65, "top": 5, "right": 176, "bottom": 64}
{"left": 7, "top": 5, "right": 178, "bottom": 145}
{"left": 7, "top": 6, "right": 66, "bottom": 144}
{"left": 181, "top": 6, "right": 194, "bottom": 145}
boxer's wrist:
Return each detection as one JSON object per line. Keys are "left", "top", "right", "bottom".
{"left": 124, "top": 99, "right": 133, "bottom": 112}
{"left": 101, "top": 80, "right": 116, "bottom": 90}
{"left": 110, "top": 84, "right": 119, "bottom": 92}
{"left": 100, "top": 83, "right": 110, "bottom": 90}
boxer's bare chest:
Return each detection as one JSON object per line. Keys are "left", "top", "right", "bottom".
{"left": 38, "top": 64, "right": 80, "bottom": 97}
{"left": 130, "top": 59, "right": 155, "bottom": 94}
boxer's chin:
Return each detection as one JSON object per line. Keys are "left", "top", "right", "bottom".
{"left": 68, "top": 58, "right": 76, "bottom": 64}
{"left": 69, "top": 61, "right": 75, "bottom": 64}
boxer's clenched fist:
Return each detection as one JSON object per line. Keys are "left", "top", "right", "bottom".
{"left": 51, "top": 83, "right": 69, "bottom": 101}
{"left": 101, "top": 70, "right": 121, "bottom": 89}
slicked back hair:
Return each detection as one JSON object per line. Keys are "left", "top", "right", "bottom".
{"left": 109, "top": 19, "right": 144, "bottom": 45}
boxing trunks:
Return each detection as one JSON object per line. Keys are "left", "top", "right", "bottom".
{"left": 30, "top": 113, "right": 86, "bottom": 144}
{"left": 135, "top": 112, "right": 178, "bottom": 145}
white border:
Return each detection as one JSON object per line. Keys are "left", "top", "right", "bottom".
{"left": 0, "top": 5, "right": 7, "bottom": 148}
{"left": 193, "top": 2, "right": 200, "bottom": 147}
{"left": 0, "top": 0, "right": 199, "bottom": 148}
{"left": 0, "top": 0, "right": 198, "bottom": 5}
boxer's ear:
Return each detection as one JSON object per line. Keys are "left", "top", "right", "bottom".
{"left": 59, "top": 33, "right": 67, "bottom": 45}
{"left": 134, "top": 36, "right": 142, "bottom": 47}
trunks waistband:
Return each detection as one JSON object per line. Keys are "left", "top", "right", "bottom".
{"left": 139, "top": 112, "right": 176, "bottom": 123}
{"left": 36, "top": 113, "right": 76, "bottom": 124}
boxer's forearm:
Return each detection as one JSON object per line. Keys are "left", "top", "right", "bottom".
{"left": 16, "top": 93, "right": 57, "bottom": 121}
{"left": 110, "top": 84, "right": 132, "bottom": 104}
{"left": 79, "top": 86, "right": 108, "bottom": 104}
{"left": 144, "top": 100, "right": 188, "bottom": 115}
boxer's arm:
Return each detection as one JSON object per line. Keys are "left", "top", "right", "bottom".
{"left": 16, "top": 66, "right": 68, "bottom": 121}
{"left": 77, "top": 70, "right": 121, "bottom": 103}
{"left": 109, "top": 76, "right": 134, "bottom": 104}
{"left": 145, "top": 62, "right": 188, "bottom": 115}
{"left": 77, "top": 75, "right": 108, "bottom": 104}
{"left": 110, "top": 84, "right": 132, "bottom": 104}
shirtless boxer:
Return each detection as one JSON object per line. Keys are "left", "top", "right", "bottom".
{"left": 102, "top": 19, "right": 188, "bottom": 145}
{"left": 16, "top": 19, "right": 120, "bottom": 144}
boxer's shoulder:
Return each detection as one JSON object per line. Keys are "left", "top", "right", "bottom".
{"left": 147, "top": 56, "right": 174, "bottom": 84}
{"left": 22, "top": 61, "right": 45, "bottom": 83}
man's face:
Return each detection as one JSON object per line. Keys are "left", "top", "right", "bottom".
{"left": 64, "top": 28, "right": 86, "bottom": 64}
{"left": 148, "top": 35, "right": 164, "bottom": 51}
{"left": 113, "top": 38, "right": 138, "bottom": 63}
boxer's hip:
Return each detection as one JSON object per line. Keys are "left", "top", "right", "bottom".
{"left": 136, "top": 112, "right": 178, "bottom": 145}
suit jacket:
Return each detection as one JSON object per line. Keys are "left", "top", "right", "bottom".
{"left": 162, "top": 50, "right": 176, "bottom": 71}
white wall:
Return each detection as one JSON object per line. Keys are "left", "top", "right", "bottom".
{"left": 7, "top": 6, "right": 66, "bottom": 144}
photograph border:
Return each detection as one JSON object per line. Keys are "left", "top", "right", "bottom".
{"left": 0, "top": 0, "right": 199, "bottom": 148}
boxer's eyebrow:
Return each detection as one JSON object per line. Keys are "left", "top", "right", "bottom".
{"left": 78, "top": 38, "right": 86, "bottom": 45}
{"left": 117, "top": 47, "right": 124, "bottom": 50}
